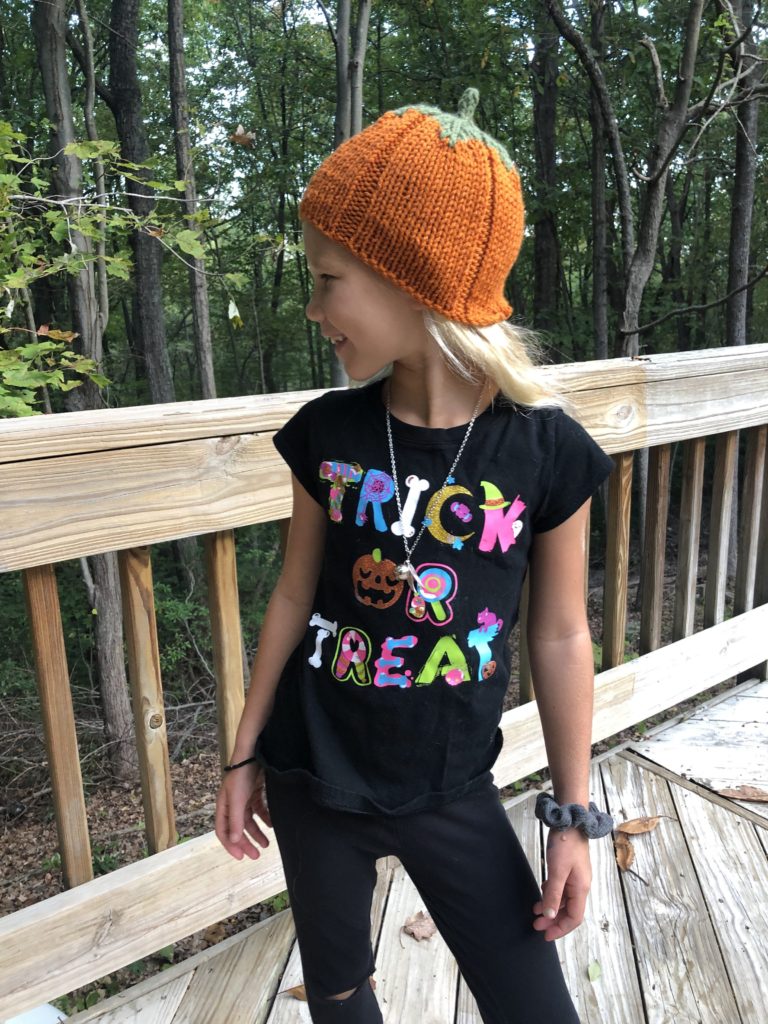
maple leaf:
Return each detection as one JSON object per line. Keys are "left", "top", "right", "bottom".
{"left": 717, "top": 785, "right": 768, "bottom": 802}
{"left": 230, "top": 124, "right": 255, "bottom": 147}
{"left": 613, "top": 833, "right": 635, "bottom": 872}
{"left": 402, "top": 910, "right": 437, "bottom": 941}
{"left": 615, "top": 815, "right": 663, "bottom": 835}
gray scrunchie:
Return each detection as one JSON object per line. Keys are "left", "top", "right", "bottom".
{"left": 534, "top": 792, "right": 614, "bottom": 839}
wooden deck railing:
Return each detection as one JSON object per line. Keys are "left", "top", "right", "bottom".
{"left": 1, "top": 345, "right": 767, "bottom": 1017}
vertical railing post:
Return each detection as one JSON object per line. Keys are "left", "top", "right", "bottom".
{"left": 704, "top": 431, "right": 738, "bottom": 627}
{"left": 204, "top": 531, "right": 246, "bottom": 765}
{"left": 118, "top": 547, "right": 176, "bottom": 854}
{"left": 603, "top": 452, "right": 633, "bottom": 670}
{"left": 673, "top": 438, "right": 706, "bottom": 640}
{"left": 22, "top": 564, "right": 93, "bottom": 888}
{"left": 640, "top": 444, "right": 671, "bottom": 653}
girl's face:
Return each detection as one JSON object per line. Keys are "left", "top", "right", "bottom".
{"left": 303, "top": 221, "right": 430, "bottom": 381}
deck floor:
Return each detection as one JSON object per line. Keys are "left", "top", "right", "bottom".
{"left": 68, "top": 681, "right": 768, "bottom": 1024}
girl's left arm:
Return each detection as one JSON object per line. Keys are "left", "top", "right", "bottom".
{"left": 526, "top": 497, "right": 596, "bottom": 942}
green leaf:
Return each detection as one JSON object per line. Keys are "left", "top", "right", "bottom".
{"left": 587, "top": 960, "right": 602, "bottom": 983}
{"left": 175, "top": 179, "right": 188, "bottom": 191}
{"left": 176, "top": 229, "right": 205, "bottom": 258}
{"left": 64, "top": 139, "right": 118, "bottom": 160}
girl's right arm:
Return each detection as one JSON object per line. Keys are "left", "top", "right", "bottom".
{"left": 215, "top": 473, "right": 326, "bottom": 860}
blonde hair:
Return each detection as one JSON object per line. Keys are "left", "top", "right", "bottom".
{"left": 423, "top": 312, "right": 568, "bottom": 411}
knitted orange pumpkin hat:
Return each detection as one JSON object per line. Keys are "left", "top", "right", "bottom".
{"left": 299, "top": 88, "right": 525, "bottom": 327}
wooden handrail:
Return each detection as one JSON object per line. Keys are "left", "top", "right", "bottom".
{"left": 1, "top": 345, "right": 767, "bottom": 1017}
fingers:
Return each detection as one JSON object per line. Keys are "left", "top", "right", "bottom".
{"left": 215, "top": 776, "right": 272, "bottom": 861}
{"left": 532, "top": 879, "right": 589, "bottom": 941}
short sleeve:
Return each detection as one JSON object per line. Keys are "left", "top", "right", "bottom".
{"left": 532, "top": 409, "right": 614, "bottom": 533}
{"left": 273, "top": 400, "right": 320, "bottom": 504}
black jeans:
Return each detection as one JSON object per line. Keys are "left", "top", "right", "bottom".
{"left": 265, "top": 771, "right": 580, "bottom": 1024}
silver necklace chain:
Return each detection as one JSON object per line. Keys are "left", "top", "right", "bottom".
{"left": 385, "top": 380, "right": 484, "bottom": 594}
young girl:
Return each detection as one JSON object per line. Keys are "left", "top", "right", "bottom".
{"left": 216, "top": 89, "right": 614, "bottom": 1024}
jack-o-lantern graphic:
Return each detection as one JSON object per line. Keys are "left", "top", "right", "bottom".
{"left": 352, "top": 548, "right": 403, "bottom": 609}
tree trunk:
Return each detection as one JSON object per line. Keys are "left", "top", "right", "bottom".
{"left": 168, "top": 0, "right": 216, "bottom": 400}
{"left": 108, "top": 0, "right": 175, "bottom": 405}
{"left": 589, "top": 0, "right": 608, "bottom": 361}
{"left": 33, "top": 0, "right": 137, "bottom": 781}
{"left": 530, "top": 9, "right": 560, "bottom": 337}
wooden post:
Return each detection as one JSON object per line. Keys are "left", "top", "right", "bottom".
{"left": 603, "top": 452, "right": 633, "bottom": 670}
{"left": 704, "top": 431, "right": 738, "bottom": 627}
{"left": 118, "top": 547, "right": 176, "bottom": 854}
{"left": 673, "top": 438, "right": 706, "bottom": 640}
{"left": 754, "top": 438, "right": 768, "bottom": 681}
{"left": 22, "top": 564, "right": 93, "bottom": 888}
{"left": 204, "top": 531, "right": 246, "bottom": 765}
{"left": 734, "top": 425, "right": 766, "bottom": 615}
{"left": 640, "top": 444, "right": 671, "bottom": 653}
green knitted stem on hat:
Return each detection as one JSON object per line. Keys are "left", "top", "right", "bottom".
{"left": 393, "top": 87, "right": 514, "bottom": 170}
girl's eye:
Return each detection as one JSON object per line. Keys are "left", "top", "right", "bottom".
{"left": 319, "top": 274, "right": 335, "bottom": 282}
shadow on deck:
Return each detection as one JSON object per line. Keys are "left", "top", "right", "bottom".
{"left": 64, "top": 679, "right": 768, "bottom": 1024}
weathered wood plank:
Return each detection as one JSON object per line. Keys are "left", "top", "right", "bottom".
{"left": 492, "top": 603, "right": 768, "bottom": 790}
{"left": 557, "top": 763, "right": 645, "bottom": 1024}
{"left": 640, "top": 444, "right": 671, "bottom": 653}
{"left": 668, "top": 784, "right": 768, "bottom": 1022}
{"left": 118, "top": 547, "right": 176, "bottom": 854}
{"left": 0, "top": 832, "right": 286, "bottom": 1020}
{"left": 70, "top": 973, "right": 193, "bottom": 1024}
{"left": 600, "top": 756, "right": 740, "bottom": 1023}
{"left": 673, "top": 437, "right": 706, "bottom": 640}
{"left": 375, "top": 864, "right": 459, "bottom": 1024}
{"left": 704, "top": 431, "right": 738, "bottom": 627}
{"left": 0, "top": 433, "right": 290, "bottom": 573}
{"left": 203, "top": 531, "right": 246, "bottom": 764}
{"left": 2, "top": 348, "right": 767, "bottom": 466}
{"left": 22, "top": 564, "right": 92, "bottom": 889}
{"left": 734, "top": 425, "right": 766, "bottom": 615}
{"left": 172, "top": 909, "right": 294, "bottom": 1023}
{"left": 603, "top": 452, "right": 633, "bottom": 670}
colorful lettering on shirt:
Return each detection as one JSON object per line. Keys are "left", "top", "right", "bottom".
{"left": 467, "top": 607, "right": 503, "bottom": 680}
{"left": 478, "top": 482, "right": 527, "bottom": 553}
{"left": 356, "top": 469, "right": 395, "bottom": 531}
{"left": 333, "top": 627, "right": 372, "bottom": 686}
{"left": 319, "top": 461, "right": 363, "bottom": 522}
{"left": 425, "top": 484, "right": 475, "bottom": 547}
{"left": 307, "top": 612, "right": 338, "bottom": 668}
{"left": 415, "top": 635, "right": 469, "bottom": 686}
{"left": 407, "top": 563, "right": 457, "bottom": 626}
{"left": 390, "top": 474, "right": 430, "bottom": 538}
{"left": 374, "top": 634, "right": 418, "bottom": 688}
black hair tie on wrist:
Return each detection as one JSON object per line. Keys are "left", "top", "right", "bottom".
{"left": 223, "top": 755, "right": 259, "bottom": 772}
{"left": 534, "top": 792, "right": 614, "bottom": 838}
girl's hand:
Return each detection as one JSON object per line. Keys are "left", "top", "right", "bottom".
{"left": 215, "top": 761, "right": 273, "bottom": 861}
{"left": 532, "top": 829, "right": 592, "bottom": 941}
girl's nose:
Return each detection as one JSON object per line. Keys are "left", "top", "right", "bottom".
{"left": 305, "top": 287, "right": 322, "bottom": 323}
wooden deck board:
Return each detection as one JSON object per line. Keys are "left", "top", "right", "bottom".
{"left": 600, "top": 755, "right": 741, "bottom": 1024}
{"left": 632, "top": 680, "right": 768, "bottom": 821}
{"left": 65, "top": 681, "right": 768, "bottom": 1024}
{"left": 558, "top": 762, "right": 646, "bottom": 1024}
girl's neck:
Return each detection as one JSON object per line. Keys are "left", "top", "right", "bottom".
{"left": 386, "top": 361, "right": 495, "bottom": 429}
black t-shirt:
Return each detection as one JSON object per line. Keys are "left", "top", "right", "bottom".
{"left": 257, "top": 379, "right": 614, "bottom": 815}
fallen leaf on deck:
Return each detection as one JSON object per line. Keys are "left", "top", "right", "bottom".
{"left": 717, "top": 785, "right": 768, "bottom": 802}
{"left": 614, "top": 833, "right": 635, "bottom": 871}
{"left": 588, "top": 960, "right": 602, "bottom": 982}
{"left": 280, "top": 984, "right": 307, "bottom": 1001}
{"left": 615, "top": 815, "right": 662, "bottom": 834}
{"left": 402, "top": 910, "right": 437, "bottom": 941}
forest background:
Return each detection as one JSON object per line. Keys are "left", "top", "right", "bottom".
{"left": 0, "top": 0, "right": 766, "bottom": 939}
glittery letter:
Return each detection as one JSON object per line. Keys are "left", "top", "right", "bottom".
{"left": 319, "top": 461, "right": 363, "bottom": 523}
{"left": 356, "top": 469, "right": 396, "bottom": 531}
{"left": 374, "top": 635, "right": 417, "bottom": 688}
{"left": 332, "top": 627, "right": 372, "bottom": 686}
{"left": 425, "top": 484, "right": 475, "bottom": 547}
{"left": 391, "top": 475, "right": 430, "bottom": 538}
{"left": 308, "top": 611, "right": 338, "bottom": 668}
{"left": 415, "top": 636, "right": 469, "bottom": 686}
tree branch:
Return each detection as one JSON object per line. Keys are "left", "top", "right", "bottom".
{"left": 66, "top": 28, "right": 114, "bottom": 111}
{"left": 624, "top": 261, "right": 768, "bottom": 335}
{"left": 316, "top": 0, "right": 337, "bottom": 49}
{"left": 639, "top": 36, "right": 668, "bottom": 108}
